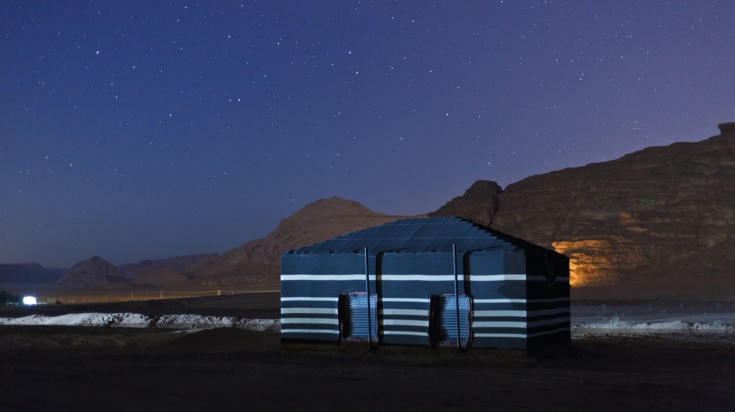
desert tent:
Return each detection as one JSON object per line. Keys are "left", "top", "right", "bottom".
{"left": 280, "top": 216, "right": 569, "bottom": 350}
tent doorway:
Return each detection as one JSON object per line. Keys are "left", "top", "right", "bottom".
{"left": 430, "top": 294, "right": 472, "bottom": 348}
{"left": 338, "top": 292, "right": 378, "bottom": 344}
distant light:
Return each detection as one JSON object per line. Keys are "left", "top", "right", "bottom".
{"left": 22, "top": 296, "right": 37, "bottom": 305}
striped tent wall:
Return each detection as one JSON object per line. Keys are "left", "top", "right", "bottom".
{"left": 281, "top": 248, "right": 569, "bottom": 350}
{"left": 467, "top": 251, "right": 570, "bottom": 349}
{"left": 465, "top": 250, "right": 528, "bottom": 349}
{"left": 524, "top": 250, "right": 571, "bottom": 349}
{"left": 377, "top": 252, "right": 456, "bottom": 346}
{"left": 280, "top": 253, "right": 365, "bottom": 342}
{"left": 280, "top": 216, "right": 570, "bottom": 350}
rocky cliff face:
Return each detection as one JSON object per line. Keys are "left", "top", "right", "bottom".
{"left": 428, "top": 180, "right": 503, "bottom": 226}
{"left": 187, "top": 197, "right": 413, "bottom": 285}
{"left": 433, "top": 124, "right": 735, "bottom": 298}
{"left": 57, "top": 256, "right": 131, "bottom": 288}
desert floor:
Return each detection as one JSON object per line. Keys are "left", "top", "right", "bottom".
{"left": 1, "top": 293, "right": 734, "bottom": 411}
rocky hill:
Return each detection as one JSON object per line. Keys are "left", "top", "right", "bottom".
{"left": 57, "top": 256, "right": 131, "bottom": 288}
{"left": 132, "top": 268, "right": 193, "bottom": 287}
{"left": 49, "top": 123, "right": 734, "bottom": 298}
{"left": 432, "top": 123, "right": 735, "bottom": 299}
{"left": 51, "top": 198, "right": 410, "bottom": 288}
{"left": 187, "top": 197, "right": 413, "bottom": 285}
{"left": 118, "top": 254, "right": 217, "bottom": 279}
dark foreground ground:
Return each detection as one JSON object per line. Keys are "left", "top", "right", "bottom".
{"left": 1, "top": 294, "right": 734, "bottom": 411}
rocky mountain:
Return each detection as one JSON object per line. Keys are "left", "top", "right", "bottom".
{"left": 187, "top": 197, "right": 413, "bottom": 285}
{"left": 52, "top": 198, "right": 410, "bottom": 288}
{"left": 118, "top": 254, "right": 217, "bottom": 279}
{"left": 50, "top": 123, "right": 734, "bottom": 298}
{"left": 57, "top": 256, "right": 132, "bottom": 288}
{"left": 0, "top": 263, "right": 65, "bottom": 283}
{"left": 132, "top": 268, "right": 193, "bottom": 287}
{"left": 432, "top": 180, "right": 503, "bottom": 226}
{"left": 431, "top": 123, "right": 735, "bottom": 299}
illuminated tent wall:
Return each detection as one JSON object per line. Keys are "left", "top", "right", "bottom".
{"left": 280, "top": 217, "right": 569, "bottom": 350}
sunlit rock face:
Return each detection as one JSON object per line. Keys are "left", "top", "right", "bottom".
{"left": 433, "top": 124, "right": 735, "bottom": 293}
{"left": 551, "top": 239, "right": 619, "bottom": 287}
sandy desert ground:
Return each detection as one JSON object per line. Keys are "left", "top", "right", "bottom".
{"left": 1, "top": 293, "right": 734, "bottom": 411}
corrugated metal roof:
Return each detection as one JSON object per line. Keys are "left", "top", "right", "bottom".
{"left": 287, "top": 216, "right": 557, "bottom": 255}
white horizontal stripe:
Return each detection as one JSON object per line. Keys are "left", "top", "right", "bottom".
{"left": 474, "top": 333, "right": 526, "bottom": 339}
{"left": 282, "top": 274, "right": 532, "bottom": 282}
{"left": 281, "top": 308, "right": 569, "bottom": 322}
{"left": 281, "top": 329, "right": 340, "bottom": 335}
{"left": 280, "top": 297, "right": 339, "bottom": 302}
{"left": 474, "top": 321, "right": 527, "bottom": 328}
{"left": 381, "top": 309, "right": 427, "bottom": 316}
{"left": 381, "top": 298, "right": 430, "bottom": 303}
{"left": 474, "top": 310, "right": 526, "bottom": 318}
{"left": 381, "top": 274, "right": 528, "bottom": 281}
{"left": 381, "top": 331, "right": 429, "bottom": 337}
{"left": 468, "top": 274, "right": 527, "bottom": 281}
{"left": 472, "top": 308, "right": 568, "bottom": 318}
{"left": 280, "top": 297, "right": 566, "bottom": 308}
{"left": 280, "top": 308, "right": 338, "bottom": 315}
{"left": 382, "top": 319, "right": 429, "bottom": 327}
{"left": 280, "top": 318, "right": 339, "bottom": 325}
{"left": 379, "top": 275, "right": 458, "bottom": 281}
{"left": 281, "top": 274, "right": 367, "bottom": 281}
{"left": 474, "top": 298, "right": 527, "bottom": 304}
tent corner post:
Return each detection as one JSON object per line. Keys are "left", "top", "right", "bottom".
{"left": 364, "top": 246, "right": 373, "bottom": 348}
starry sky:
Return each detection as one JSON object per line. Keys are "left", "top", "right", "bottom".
{"left": 2, "top": 1, "right": 734, "bottom": 268}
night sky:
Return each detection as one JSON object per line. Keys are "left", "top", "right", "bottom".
{"left": 2, "top": 1, "right": 734, "bottom": 268}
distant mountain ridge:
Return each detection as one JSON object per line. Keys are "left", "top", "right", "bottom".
{"left": 0, "top": 263, "right": 65, "bottom": 283}
{"left": 118, "top": 254, "right": 217, "bottom": 278}
{"left": 57, "top": 256, "right": 131, "bottom": 288}
{"left": 23, "top": 122, "right": 735, "bottom": 299}
{"left": 186, "top": 197, "right": 415, "bottom": 285}
{"left": 41, "top": 197, "right": 412, "bottom": 288}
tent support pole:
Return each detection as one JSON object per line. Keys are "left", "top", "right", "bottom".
{"left": 453, "top": 243, "right": 460, "bottom": 351}
{"left": 364, "top": 246, "right": 372, "bottom": 347}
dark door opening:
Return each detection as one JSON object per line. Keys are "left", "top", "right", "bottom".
{"left": 338, "top": 292, "right": 378, "bottom": 344}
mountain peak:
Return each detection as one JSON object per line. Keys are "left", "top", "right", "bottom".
{"left": 187, "top": 197, "right": 416, "bottom": 283}
{"left": 58, "top": 256, "right": 130, "bottom": 288}
{"left": 429, "top": 180, "right": 503, "bottom": 226}
{"left": 718, "top": 122, "right": 735, "bottom": 137}
{"left": 288, "top": 197, "right": 378, "bottom": 221}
